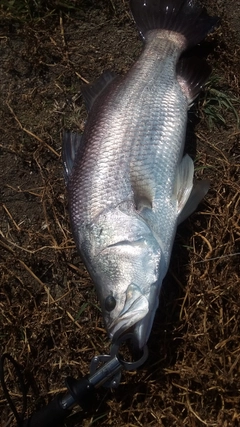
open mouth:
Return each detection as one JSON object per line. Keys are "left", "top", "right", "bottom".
{"left": 109, "top": 285, "right": 149, "bottom": 341}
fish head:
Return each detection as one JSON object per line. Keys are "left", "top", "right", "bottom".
{"left": 84, "top": 207, "right": 166, "bottom": 349}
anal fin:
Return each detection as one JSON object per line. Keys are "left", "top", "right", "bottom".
{"left": 177, "top": 57, "right": 211, "bottom": 105}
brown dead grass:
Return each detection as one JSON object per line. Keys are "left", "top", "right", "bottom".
{"left": 0, "top": 1, "right": 239, "bottom": 426}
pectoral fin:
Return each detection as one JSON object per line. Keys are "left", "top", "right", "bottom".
{"left": 174, "top": 154, "right": 209, "bottom": 224}
{"left": 174, "top": 154, "right": 194, "bottom": 214}
{"left": 177, "top": 179, "right": 209, "bottom": 224}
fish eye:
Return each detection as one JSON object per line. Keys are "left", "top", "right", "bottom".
{"left": 105, "top": 295, "right": 116, "bottom": 312}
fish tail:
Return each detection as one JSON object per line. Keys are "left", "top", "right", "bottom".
{"left": 130, "top": 0, "right": 218, "bottom": 47}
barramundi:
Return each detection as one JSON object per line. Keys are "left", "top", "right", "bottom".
{"left": 63, "top": 0, "right": 217, "bottom": 349}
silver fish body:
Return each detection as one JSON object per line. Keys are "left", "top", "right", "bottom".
{"left": 63, "top": 0, "right": 217, "bottom": 349}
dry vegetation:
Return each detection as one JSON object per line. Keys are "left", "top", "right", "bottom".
{"left": 0, "top": 1, "right": 239, "bottom": 426}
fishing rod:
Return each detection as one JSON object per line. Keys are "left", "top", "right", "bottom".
{"left": 0, "top": 333, "right": 148, "bottom": 427}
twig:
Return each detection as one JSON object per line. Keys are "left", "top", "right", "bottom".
{"left": 2, "top": 204, "right": 21, "bottom": 232}
{"left": 6, "top": 101, "right": 60, "bottom": 158}
{"left": 194, "top": 252, "right": 240, "bottom": 264}
{"left": 74, "top": 70, "right": 89, "bottom": 84}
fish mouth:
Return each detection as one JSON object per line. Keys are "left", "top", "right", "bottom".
{"left": 108, "top": 284, "right": 149, "bottom": 342}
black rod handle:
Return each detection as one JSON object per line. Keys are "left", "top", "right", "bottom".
{"left": 22, "top": 393, "right": 71, "bottom": 427}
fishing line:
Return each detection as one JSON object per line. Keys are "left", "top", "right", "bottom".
{"left": 0, "top": 336, "right": 148, "bottom": 427}
{"left": 0, "top": 353, "right": 28, "bottom": 427}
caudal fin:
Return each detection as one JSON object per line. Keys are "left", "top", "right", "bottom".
{"left": 130, "top": 0, "right": 218, "bottom": 47}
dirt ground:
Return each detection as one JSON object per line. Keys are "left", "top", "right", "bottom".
{"left": 0, "top": 1, "right": 239, "bottom": 426}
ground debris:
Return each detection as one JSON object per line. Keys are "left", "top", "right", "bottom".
{"left": 0, "top": 1, "right": 239, "bottom": 426}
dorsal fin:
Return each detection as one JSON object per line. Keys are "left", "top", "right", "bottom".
{"left": 81, "top": 70, "right": 117, "bottom": 111}
{"left": 62, "top": 131, "right": 83, "bottom": 183}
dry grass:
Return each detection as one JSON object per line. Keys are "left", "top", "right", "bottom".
{"left": 0, "top": 1, "right": 240, "bottom": 426}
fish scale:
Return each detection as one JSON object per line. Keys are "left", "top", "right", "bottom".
{"left": 63, "top": 0, "right": 217, "bottom": 349}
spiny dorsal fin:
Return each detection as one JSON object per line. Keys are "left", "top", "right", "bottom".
{"left": 62, "top": 131, "right": 83, "bottom": 183}
{"left": 81, "top": 70, "right": 117, "bottom": 111}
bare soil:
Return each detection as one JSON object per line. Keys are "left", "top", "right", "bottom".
{"left": 0, "top": 1, "right": 239, "bottom": 426}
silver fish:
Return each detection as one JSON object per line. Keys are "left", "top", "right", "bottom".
{"left": 63, "top": 0, "right": 217, "bottom": 349}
